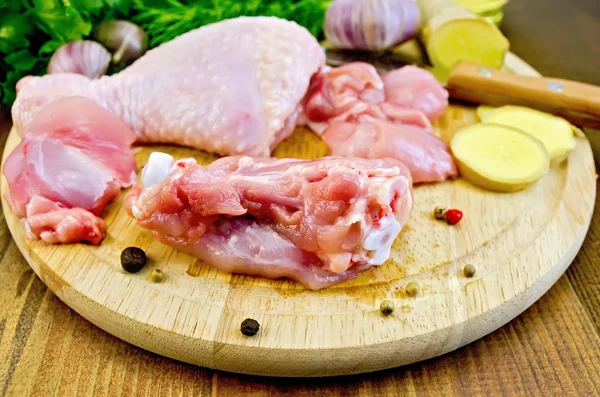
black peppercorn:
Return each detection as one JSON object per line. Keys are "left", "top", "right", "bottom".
{"left": 241, "top": 318, "right": 260, "bottom": 336}
{"left": 121, "top": 247, "right": 147, "bottom": 273}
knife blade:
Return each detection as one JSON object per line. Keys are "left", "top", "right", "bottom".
{"left": 324, "top": 47, "right": 415, "bottom": 74}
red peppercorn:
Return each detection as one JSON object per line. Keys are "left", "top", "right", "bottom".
{"left": 445, "top": 209, "right": 463, "bottom": 225}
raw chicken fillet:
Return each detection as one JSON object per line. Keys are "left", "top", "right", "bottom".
{"left": 3, "top": 96, "right": 137, "bottom": 244}
{"left": 126, "top": 153, "right": 413, "bottom": 289}
{"left": 12, "top": 17, "right": 325, "bottom": 156}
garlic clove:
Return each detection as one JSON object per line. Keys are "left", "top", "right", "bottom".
{"left": 324, "top": 0, "right": 421, "bottom": 51}
{"left": 47, "top": 40, "right": 111, "bottom": 79}
{"left": 94, "top": 20, "right": 149, "bottom": 65}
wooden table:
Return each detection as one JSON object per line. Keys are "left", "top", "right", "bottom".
{"left": 1, "top": 1, "right": 599, "bottom": 395}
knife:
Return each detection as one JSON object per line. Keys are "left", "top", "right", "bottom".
{"left": 324, "top": 47, "right": 600, "bottom": 129}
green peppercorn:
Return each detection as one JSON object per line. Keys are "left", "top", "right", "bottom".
{"left": 149, "top": 269, "right": 165, "bottom": 283}
{"left": 241, "top": 318, "right": 260, "bottom": 336}
{"left": 380, "top": 300, "right": 395, "bottom": 316}
{"left": 464, "top": 264, "right": 477, "bottom": 278}
{"left": 406, "top": 282, "right": 420, "bottom": 297}
{"left": 121, "top": 247, "right": 146, "bottom": 273}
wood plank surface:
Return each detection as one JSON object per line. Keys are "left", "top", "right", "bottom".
{"left": 1, "top": 0, "right": 600, "bottom": 395}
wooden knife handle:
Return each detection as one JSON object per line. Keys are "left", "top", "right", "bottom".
{"left": 446, "top": 61, "right": 600, "bottom": 129}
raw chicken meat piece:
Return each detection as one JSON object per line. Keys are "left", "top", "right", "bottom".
{"left": 24, "top": 196, "right": 106, "bottom": 244}
{"left": 323, "top": 120, "right": 458, "bottom": 183}
{"left": 12, "top": 17, "right": 325, "bottom": 157}
{"left": 302, "top": 62, "right": 457, "bottom": 183}
{"left": 302, "top": 62, "right": 433, "bottom": 134}
{"left": 382, "top": 66, "right": 449, "bottom": 121}
{"left": 303, "top": 63, "right": 385, "bottom": 123}
{"left": 3, "top": 96, "right": 136, "bottom": 244}
{"left": 126, "top": 153, "right": 413, "bottom": 289}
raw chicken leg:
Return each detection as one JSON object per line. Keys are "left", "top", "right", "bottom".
{"left": 12, "top": 17, "right": 325, "bottom": 156}
{"left": 126, "top": 153, "right": 413, "bottom": 289}
{"left": 3, "top": 96, "right": 137, "bottom": 244}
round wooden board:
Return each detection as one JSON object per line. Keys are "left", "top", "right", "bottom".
{"left": 1, "top": 54, "right": 596, "bottom": 377}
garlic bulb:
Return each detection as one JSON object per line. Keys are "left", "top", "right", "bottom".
{"left": 47, "top": 40, "right": 111, "bottom": 79}
{"left": 325, "top": 0, "right": 422, "bottom": 51}
{"left": 94, "top": 20, "right": 149, "bottom": 65}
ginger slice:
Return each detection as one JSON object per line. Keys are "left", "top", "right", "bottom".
{"left": 481, "top": 105, "right": 577, "bottom": 163}
{"left": 451, "top": 123, "right": 550, "bottom": 192}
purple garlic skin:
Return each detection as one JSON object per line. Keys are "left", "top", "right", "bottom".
{"left": 47, "top": 40, "right": 111, "bottom": 79}
{"left": 325, "top": 0, "right": 422, "bottom": 51}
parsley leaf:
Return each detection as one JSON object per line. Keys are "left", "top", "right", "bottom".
{"left": 0, "top": 13, "right": 34, "bottom": 53}
{"left": 5, "top": 50, "right": 39, "bottom": 71}
{"left": 32, "top": 7, "right": 92, "bottom": 42}
{"left": 131, "top": 0, "right": 332, "bottom": 47}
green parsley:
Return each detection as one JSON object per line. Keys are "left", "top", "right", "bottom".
{"left": 131, "top": 0, "right": 331, "bottom": 47}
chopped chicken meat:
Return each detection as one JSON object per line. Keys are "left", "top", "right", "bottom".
{"left": 382, "top": 65, "right": 450, "bottom": 121}
{"left": 323, "top": 119, "right": 458, "bottom": 183}
{"left": 301, "top": 62, "right": 457, "bottom": 183}
{"left": 24, "top": 196, "right": 106, "bottom": 244}
{"left": 5, "top": 16, "right": 459, "bottom": 283}
{"left": 3, "top": 96, "right": 136, "bottom": 244}
{"left": 126, "top": 153, "right": 413, "bottom": 289}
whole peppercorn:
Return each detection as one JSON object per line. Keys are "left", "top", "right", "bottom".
{"left": 464, "top": 264, "right": 477, "bottom": 278}
{"left": 241, "top": 318, "right": 260, "bottom": 336}
{"left": 434, "top": 207, "right": 464, "bottom": 225}
{"left": 434, "top": 206, "right": 447, "bottom": 220}
{"left": 405, "top": 282, "right": 420, "bottom": 297}
{"left": 149, "top": 269, "right": 165, "bottom": 283}
{"left": 121, "top": 247, "right": 147, "bottom": 273}
{"left": 380, "top": 300, "right": 395, "bottom": 316}
{"left": 445, "top": 209, "right": 463, "bottom": 225}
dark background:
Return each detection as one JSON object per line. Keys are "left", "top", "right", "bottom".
{"left": 503, "top": 0, "right": 599, "bottom": 86}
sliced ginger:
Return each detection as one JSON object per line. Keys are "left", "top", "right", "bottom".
{"left": 418, "top": 3, "right": 509, "bottom": 72}
{"left": 476, "top": 104, "right": 496, "bottom": 120}
{"left": 480, "top": 105, "right": 577, "bottom": 163}
{"left": 454, "top": 0, "right": 508, "bottom": 14}
{"left": 451, "top": 123, "right": 550, "bottom": 192}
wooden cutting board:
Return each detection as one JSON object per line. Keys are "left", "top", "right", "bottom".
{"left": 1, "top": 53, "right": 596, "bottom": 377}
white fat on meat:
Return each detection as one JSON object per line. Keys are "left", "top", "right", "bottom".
{"left": 363, "top": 214, "right": 402, "bottom": 264}
{"left": 133, "top": 152, "right": 179, "bottom": 219}
{"left": 142, "top": 152, "right": 175, "bottom": 189}
{"left": 345, "top": 174, "right": 411, "bottom": 267}
{"left": 368, "top": 176, "right": 409, "bottom": 264}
